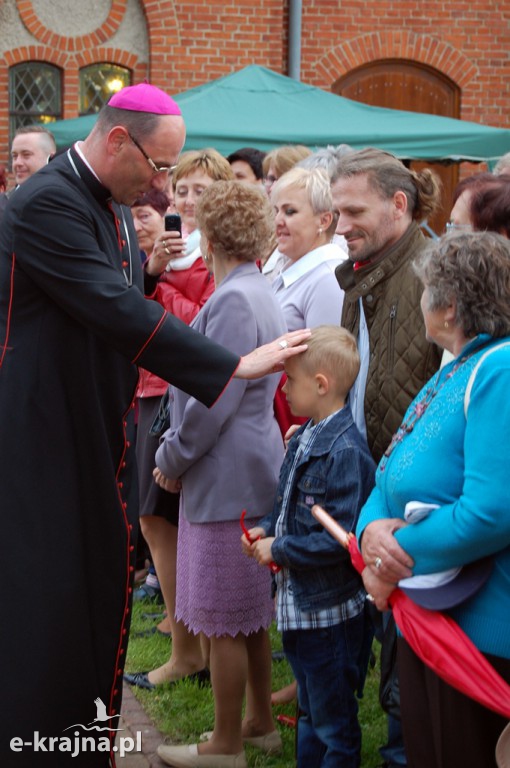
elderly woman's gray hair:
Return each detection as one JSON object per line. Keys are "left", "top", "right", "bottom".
{"left": 270, "top": 166, "right": 334, "bottom": 215}
{"left": 413, "top": 231, "right": 510, "bottom": 339}
{"left": 297, "top": 144, "right": 353, "bottom": 179}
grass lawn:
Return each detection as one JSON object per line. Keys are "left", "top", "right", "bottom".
{"left": 126, "top": 602, "right": 386, "bottom": 767}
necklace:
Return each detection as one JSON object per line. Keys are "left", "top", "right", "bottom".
{"left": 380, "top": 345, "right": 482, "bottom": 471}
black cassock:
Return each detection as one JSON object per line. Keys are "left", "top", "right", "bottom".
{"left": 0, "top": 148, "right": 238, "bottom": 767}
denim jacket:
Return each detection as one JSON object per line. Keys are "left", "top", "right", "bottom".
{"left": 260, "top": 406, "right": 376, "bottom": 612}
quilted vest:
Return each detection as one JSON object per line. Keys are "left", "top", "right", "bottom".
{"left": 336, "top": 222, "right": 442, "bottom": 462}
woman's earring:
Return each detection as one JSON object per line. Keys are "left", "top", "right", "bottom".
{"left": 444, "top": 320, "right": 449, "bottom": 328}
{"left": 318, "top": 228, "right": 323, "bottom": 235}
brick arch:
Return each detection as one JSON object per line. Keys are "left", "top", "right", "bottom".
{"left": 75, "top": 48, "right": 139, "bottom": 72}
{"left": 18, "top": 0, "right": 127, "bottom": 53}
{"left": 3, "top": 45, "right": 70, "bottom": 69}
{"left": 3, "top": 46, "right": 76, "bottom": 122}
{"left": 315, "top": 30, "right": 477, "bottom": 91}
{"left": 0, "top": 47, "right": 76, "bottom": 151}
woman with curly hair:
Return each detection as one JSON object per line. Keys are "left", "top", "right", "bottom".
{"left": 155, "top": 181, "right": 286, "bottom": 768}
{"left": 126, "top": 151, "right": 232, "bottom": 689}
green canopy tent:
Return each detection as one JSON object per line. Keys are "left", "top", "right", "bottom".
{"left": 50, "top": 65, "right": 510, "bottom": 162}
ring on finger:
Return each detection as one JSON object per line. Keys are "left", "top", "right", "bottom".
{"left": 375, "top": 556, "right": 383, "bottom": 570}
{"left": 164, "top": 245, "right": 170, "bottom": 255}
{"left": 279, "top": 339, "right": 288, "bottom": 349}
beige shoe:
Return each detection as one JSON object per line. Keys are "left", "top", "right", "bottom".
{"left": 244, "top": 730, "right": 283, "bottom": 754}
{"left": 200, "top": 729, "right": 283, "bottom": 756}
{"left": 157, "top": 743, "right": 247, "bottom": 768}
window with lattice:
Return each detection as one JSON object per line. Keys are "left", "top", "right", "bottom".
{"left": 9, "top": 63, "right": 62, "bottom": 138}
{"left": 79, "top": 64, "right": 131, "bottom": 115}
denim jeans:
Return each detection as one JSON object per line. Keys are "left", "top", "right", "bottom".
{"left": 282, "top": 611, "right": 365, "bottom": 768}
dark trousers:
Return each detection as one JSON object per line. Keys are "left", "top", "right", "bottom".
{"left": 398, "top": 637, "right": 510, "bottom": 768}
{"left": 283, "top": 612, "right": 366, "bottom": 768}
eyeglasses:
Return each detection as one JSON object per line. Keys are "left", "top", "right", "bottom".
{"left": 127, "top": 132, "right": 177, "bottom": 175}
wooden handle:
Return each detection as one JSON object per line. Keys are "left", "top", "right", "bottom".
{"left": 311, "top": 504, "right": 352, "bottom": 549}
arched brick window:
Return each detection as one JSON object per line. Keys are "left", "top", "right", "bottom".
{"left": 79, "top": 64, "right": 131, "bottom": 115}
{"left": 9, "top": 62, "right": 62, "bottom": 138}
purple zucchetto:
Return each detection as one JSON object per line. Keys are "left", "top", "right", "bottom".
{"left": 108, "top": 83, "right": 181, "bottom": 116}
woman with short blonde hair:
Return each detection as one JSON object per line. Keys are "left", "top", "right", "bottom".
{"left": 268, "top": 165, "right": 346, "bottom": 438}
{"left": 270, "top": 166, "right": 345, "bottom": 331}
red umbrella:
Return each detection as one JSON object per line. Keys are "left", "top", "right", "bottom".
{"left": 311, "top": 504, "right": 510, "bottom": 719}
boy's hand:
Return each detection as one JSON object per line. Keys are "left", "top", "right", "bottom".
{"left": 241, "top": 527, "right": 266, "bottom": 556}
{"left": 252, "top": 537, "right": 276, "bottom": 566}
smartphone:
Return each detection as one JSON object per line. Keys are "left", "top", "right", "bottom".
{"left": 164, "top": 213, "right": 182, "bottom": 237}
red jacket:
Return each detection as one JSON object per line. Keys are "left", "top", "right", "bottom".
{"left": 137, "top": 256, "right": 215, "bottom": 397}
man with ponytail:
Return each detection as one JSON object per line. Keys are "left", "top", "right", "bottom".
{"left": 331, "top": 148, "right": 443, "bottom": 768}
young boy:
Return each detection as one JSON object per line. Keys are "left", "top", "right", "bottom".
{"left": 243, "top": 325, "right": 376, "bottom": 768}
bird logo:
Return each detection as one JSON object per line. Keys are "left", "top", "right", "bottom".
{"left": 90, "top": 697, "right": 120, "bottom": 725}
{"left": 63, "top": 697, "right": 123, "bottom": 732}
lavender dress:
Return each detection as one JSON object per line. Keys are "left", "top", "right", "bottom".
{"left": 176, "top": 514, "right": 274, "bottom": 637}
{"left": 155, "top": 262, "right": 287, "bottom": 637}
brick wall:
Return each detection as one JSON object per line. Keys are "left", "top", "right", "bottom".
{"left": 151, "top": 0, "right": 287, "bottom": 92}
{"left": 300, "top": 0, "right": 509, "bottom": 127}
{"left": 1, "top": 0, "right": 508, "bottom": 175}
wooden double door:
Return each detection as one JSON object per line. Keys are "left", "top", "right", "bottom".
{"left": 333, "top": 60, "right": 460, "bottom": 235}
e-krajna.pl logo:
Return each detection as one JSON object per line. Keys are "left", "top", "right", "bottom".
{"left": 9, "top": 697, "right": 142, "bottom": 758}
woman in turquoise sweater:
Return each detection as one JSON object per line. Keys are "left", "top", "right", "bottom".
{"left": 356, "top": 231, "right": 510, "bottom": 768}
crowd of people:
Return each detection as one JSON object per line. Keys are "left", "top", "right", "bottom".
{"left": 1, "top": 82, "right": 509, "bottom": 768}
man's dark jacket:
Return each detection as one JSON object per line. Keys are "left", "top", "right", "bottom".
{"left": 336, "top": 223, "right": 441, "bottom": 463}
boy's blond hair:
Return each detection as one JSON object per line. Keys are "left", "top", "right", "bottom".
{"left": 299, "top": 325, "right": 360, "bottom": 397}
